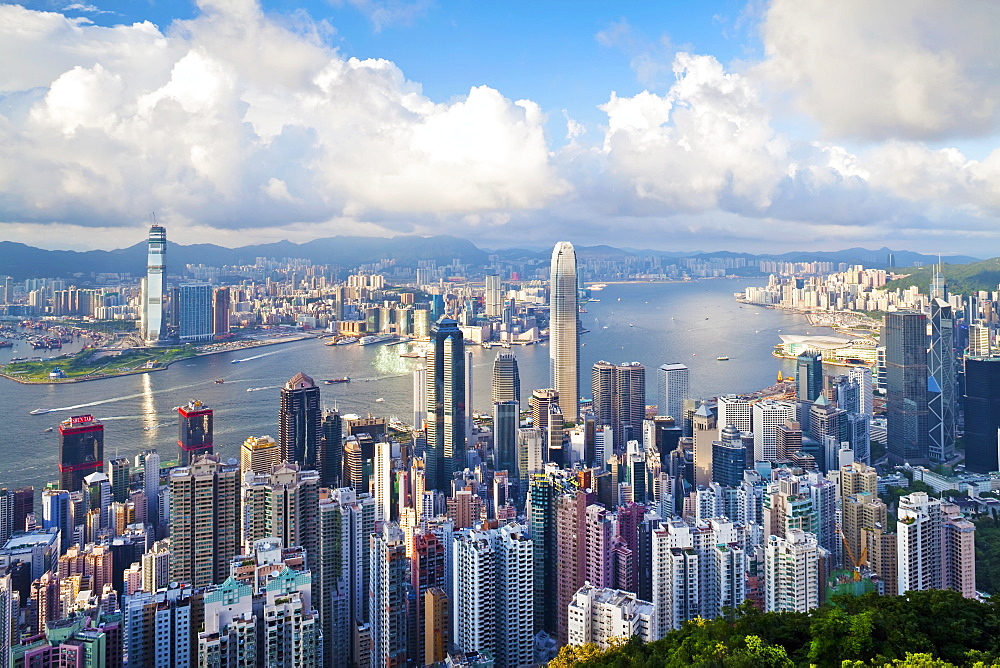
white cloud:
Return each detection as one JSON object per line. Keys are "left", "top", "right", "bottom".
{"left": 759, "top": 0, "right": 1000, "bottom": 140}
{"left": 0, "top": 0, "right": 567, "bottom": 233}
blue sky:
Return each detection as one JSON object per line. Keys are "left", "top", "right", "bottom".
{"left": 2, "top": 0, "right": 1000, "bottom": 253}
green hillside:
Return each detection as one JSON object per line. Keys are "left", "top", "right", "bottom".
{"left": 550, "top": 590, "right": 1000, "bottom": 667}
{"left": 883, "top": 258, "right": 1000, "bottom": 295}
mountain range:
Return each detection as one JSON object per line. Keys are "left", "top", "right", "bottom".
{"left": 0, "top": 236, "right": 981, "bottom": 281}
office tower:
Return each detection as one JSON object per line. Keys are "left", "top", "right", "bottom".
{"left": 106, "top": 458, "right": 129, "bottom": 504}
{"left": 492, "top": 352, "right": 521, "bottom": 404}
{"left": 796, "top": 352, "right": 823, "bottom": 401}
{"left": 567, "top": 585, "right": 657, "bottom": 649}
{"left": 82, "top": 471, "right": 112, "bottom": 531}
{"left": 885, "top": 311, "right": 930, "bottom": 465}
{"left": 0, "top": 275, "right": 12, "bottom": 304}
{"left": 241, "top": 435, "right": 280, "bottom": 476}
{"left": 657, "top": 363, "right": 689, "bottom": 423}
{"left": 426, "top": 317, "right": 466, "bottom": 492}
{"left": 485, "top": 274, "right": 502, "bottom": 318}
{"left": 716, "top": 394, "right": 751, "bottom": 438}
{"left": 320, "top": 410, "right": 343, "bottom": 489}
{"left": 550, "top": 241, "right": 580, "bottom": 421}
{"left": 240, "top": 463, "right": 319, "bottom": 561}
{"left": 177, "top": 399, "right": 213, "bottom": 466}
{"left": 808, "top": 398, "right": 846, "bottom": 467}
{"left": 142, "top": 449, "right": 162, "bottom": 530}
{"left": 529, "top": 389, "right": 559, "bottom": 442}
{"left": 373, "top": 441, "right": 395, "bottom": 522}
{"left": 965, "top": 357, "right": 1000, "bottom": 472}
{"left": 848, "top": 366, "right": 874, "bottom": 416}
{"left": 413, "top": 365, "right": 427, "bottom": 430}
{"left": 42, "top": 488, "right": 74, "bottom": 553}
{"left": 58, "top": 415, "right": 104, "bottom": 493}
{"left": 970, "top": 323, "right": 992, "bottom": 357}
{"left": 528, "top": 474, "right": 558, "bottom": 635}
{"left": 493, "top": 401, "right": 519, "bottom": 480}
{"left": 555, "top": 489, "right": 595, "bottom": 645}
{"left": 142, "top": 224, "right": 166, "bottom": 344}
{"left": 929, "top": 297, "right": 956, "bottom": 462}
{"left": 593, "top": 361, "right": 646, "bottom": 451}
{"left": 775, "top": 420, "right": 803, "bottom": 460}
{"left": 169, "top": 454, "right": 240, "bottom": 587}
{"left": 178, "top": 283, "right": 213, "bottom": 341}
{"left": 764, "top": 529, "right": 820, "bottom": 613}
{"left": 712, "top": 425, "right": 747, "bottom": 487}
{"left": 211, "top": 286, "right": 230, "bottom": 336}
{"left": 124, "top": 583, "right": 203, "bottom": 667}
{"left": 752, "top": 401, "right": 795, "bottom": 462}
{"left": 12, "top": 486, "right": 33, "bottom": 535}
{"left": 279, "top": 372, "right": 322, "bottom": 467}
{"left": 692, "top": 403, "right": 717, "bottom": 487}
{"left": 369, "top": 524, "right": 408, "bottom": 667}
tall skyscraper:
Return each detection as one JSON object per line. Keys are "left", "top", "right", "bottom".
{"left": 492, "top": 352, "right": 521, "bottom": 404}
{"left": 413, "top": 364, "right": 427, "bottom": 430}
{"left": 279, "top": 372, "right": 322, "bottom": 467}
{"left": 240, "top": 463, "right": 319, "bottom": 561}
{"left": 178, "top": 283, "right": 214, "bottom": 341}
{"left": 320, "top": 410, "right": 343, "bottom": 489}
{"left": 168, "top": 454, "right": 240, "bottom": 587}
{"left": 369, "top": 523, "right": 409, "bottom": 667}
{"left": 885, "top": 312, "right": 930, "bottom": 465}
{"left": 752, "top": 400, "right": 796, "bottom": 462}
{"left": 142, "top": 224, "right": 166, "bottom": 344}
{"left": 657, "top": 363, "right": 689, "bottom": 422}
{"left": 764, "top": 529, "right": 820, "bottom": 613}
{"left": 550, "top": 241, "right": 580, "bottom": 421}
{"left": 965, "top": 357, "right": 1000, "bottom": 472}
{"left": 928, "top": 295, "right": 956, "bottom": 462}
{"left": 970, "top": 323, "right": 992, "bottom": 357}
{"left": 485, "top": 274, "right": 502, "bottom": 318}
{"left": 212, "top": 286, "right": 230, "bottom": 337}
{"left": 717, "top": 394, "right": 751, "bottom": 437}
{"left": 58, "top": 414, "right": 104, "bottom": 492}
{"left": 796, "top": 352, "right": 823, "bottom": 401}
{"left": 426, "top": 317, "right": 466, "bottom": 492}
{"left": 592, "top": 361, "right": 646, "bottom": 450}
{"left": 177, "top": 399, "right": 213, "bottom": 466}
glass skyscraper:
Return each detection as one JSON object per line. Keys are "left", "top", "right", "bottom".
{"left": 963, "top": 357, "right": 1000, "bottom": 473}
{"left": 426, "top": 317, "right": 466, "bottom": 492}
{"left": 796, "top": 352, "right": 823, "bottom": 402}
{"left": 142, "top": 224, "right": 166, "bottom": 344}
{"left": 885, "top": 311, "right": 930, "bottom": 466}
{"left": 549, "top": 242, "right": 579, "bottom": 421}
{"left": 279, "top": 372, "right": 322, "bottom": 467}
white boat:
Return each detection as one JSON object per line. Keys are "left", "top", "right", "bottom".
{"left": 358, "top": 334, "right": 397, "bottom": 346}
{"left": 717, "top": 356, "right": 730, "bottom": 361}
{"left": 29, "top": 408, "right": 49, "bottom": 415}
{"left": 375, "top": 398, "right": 385, "bottom": 403}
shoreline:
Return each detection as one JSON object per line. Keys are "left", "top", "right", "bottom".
{"left": 0, "top": 333, "right": 315, "bottom": 385}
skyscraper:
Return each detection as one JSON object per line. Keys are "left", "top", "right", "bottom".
{"left": 885, "top": 312, "right": 930, "bottom": 466}
{"left": 426, "top": 317, "right": 466, "bottom": 492}
{"left": 212, "top": 286, "right": 230, "bottom": 337}
{"left": 657, "top": 363, "right": 689, "bottom": 422}
{"left": 492, "top": 352, "right": 521, "bottom": 404}
{"left": 550, "top": 241, "right": 579, "bottom": 421}
{"left": 279, "top": 372, "right": 322, "bottom": 467}
{"left": 485, "top": 274, "right": 502, "bottom": 318}
{"left": 177, "top": 399, "right": 213, "bottom": 466}
{"left": 319, "top": 410, "right": 343, "bottom": 489}
{"left": 369, "top": 523, "right": 409, "bottom": 667}
{"left": 963, "top": 357, "right": 1000, "bottom": 473}
{"left": 764, "top": 529, "right": 820, "bottom": 613}
{"left": 168, "top": 454, "right": 240, "bottom": 587}
{"left": 178, "top": 283, "right": 214, "bottom": 341}
{"left": 928, "top": 295, "right": 956, "bottom": 462}
{"left": 796, "top": 352, "right": 823, "bottom": 402}
{"left": 58, "top": 414, "right": 104, "bottom": 492}
{"left": 592, "top": 361, "right": 646, "bottom": 450}
{"left": 142, "top": 224, "right": 166, "bottom": 344}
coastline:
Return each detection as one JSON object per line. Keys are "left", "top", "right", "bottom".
{"left": 0, "top": 333, "right": 315, "bottom": 385}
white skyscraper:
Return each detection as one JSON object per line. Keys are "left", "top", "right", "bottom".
{"left": 485, "top": 275, "right": 502, "bottom": 318}
{"left": 764, "top": 529, "right": 820, "bottom": 613}
{"left": 657, "top": 364, "right": 689, "bottom": 422}
{"left": 142, "top": 224, "right": 166, "bottom": 344}
{"left": 550, "top": 242, "right": 579, "bottom": 421}
{"left": 717, "top": 394, "right": 752, "bottom": 437}
{"left": 897, "top": 491, "right": 943, "bottom": 594}
{"left": 752, "top": 400, "right": 796, "bottom": 462}
{"left": 413, "top": 365, "right": 427, "bottom": 430}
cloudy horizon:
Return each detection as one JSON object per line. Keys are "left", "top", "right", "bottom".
{"left": 2, "top": 0, "right": 999, "bottom": 254}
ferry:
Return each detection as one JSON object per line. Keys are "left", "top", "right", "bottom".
{"left": 716, "top": 356, "right": 730, "bottom": 361}
{"left": 43, "top": 427, "right": 53, "bottom": 433}
{"left": 375, "top": 398, "right": 385, "bottom": 403}
{"left": 358, "top": 334, "right": 397, "bottom": 346}
{"left": 29, "top": 408, "right": 50, "bottom": 415}
{"left": 323, "top": 377, "right": 350, "bottom": 384}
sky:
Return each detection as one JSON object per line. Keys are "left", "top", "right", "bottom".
{"left": 2, "top": 0, "right": 1000, "bottom": 255}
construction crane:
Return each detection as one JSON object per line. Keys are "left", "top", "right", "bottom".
{"left": 838, "top": 528, "right": 868, "bottom": 582}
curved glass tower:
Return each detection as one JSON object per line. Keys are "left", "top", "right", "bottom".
{"left": 549, "top": 241, "right": 579, "bottom": 421}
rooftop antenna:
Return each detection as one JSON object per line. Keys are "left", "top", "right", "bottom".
{"left": 150, "top": 212, "right": 157, "bottom": 225}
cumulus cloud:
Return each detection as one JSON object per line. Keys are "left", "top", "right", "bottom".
{"left": 0, "top": 0, "right": 566, "bottom": 233}
{"left": 759, "top": 0, "right": 1000, "bottom": 140}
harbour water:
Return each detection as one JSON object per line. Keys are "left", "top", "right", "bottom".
{"left": 0, "top": 279, "right": 816, "bottom": 490}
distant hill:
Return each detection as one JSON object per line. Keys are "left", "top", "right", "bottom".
{"left": 882, "top": 257, "right": 1000, "bottom": 295}
{"left": 0, "top": 235, "right": 488, "bottom": 280}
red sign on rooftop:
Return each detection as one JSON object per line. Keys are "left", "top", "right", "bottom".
{"left": 70, "top": 415, "right": 95, "bottom": 424}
